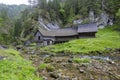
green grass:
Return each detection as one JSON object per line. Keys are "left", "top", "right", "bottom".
{"left": 0, "top": 49, "right": 42, "bottom": 80}
{"left": 41, "top": 25, "right": 120, "bottom": 54}
{"left": 38, "top": 63, "right": 55, "bottom": 72}
{"left": 39, "top": 63, "right": 48, "bottom": 69}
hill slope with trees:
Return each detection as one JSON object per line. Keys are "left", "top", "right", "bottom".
{"left": 0, "top": 0, "right": 120, "bottom": 45}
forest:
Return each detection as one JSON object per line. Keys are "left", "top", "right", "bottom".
{"left": 0, "top": 0, "right": 120, "bottom": 45}
{"left": 0, "top": 0, "right": 120, "bottom": 80}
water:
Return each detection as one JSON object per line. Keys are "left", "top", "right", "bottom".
{"left": 82, "top": 55, "right": 120, "bottom": 61}
{"left": 39, "top": 52, "right": 120, "bottom": 61}
{"left": 82, "top": 55, "right": 111, "bottom": 61}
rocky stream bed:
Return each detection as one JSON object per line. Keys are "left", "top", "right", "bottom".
{"left": 21, "top": 48, "right": 120, "bottom": 80}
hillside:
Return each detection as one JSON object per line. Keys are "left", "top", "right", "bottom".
{"left": 40, "top": 25, "right": 120, "bottom": 54}
{"left": 0, "top": 49, "right": 42, "bottom": 80}
{"left": 19, "top": 25, "right": 120, "bottom": 80}
{"left": 0, "top": 25, "right": 120, "bottom": 80}
{"left": 0, "top": 0, "right": 120, "bottom": 80}
{"left": 0, "top": 4, "right": 28, "bottom": 19}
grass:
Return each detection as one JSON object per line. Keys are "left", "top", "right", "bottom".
{"left": 39, "top": 63, "right": 48, "bottom": 69}
{"left": 40, "top": 25, "right": 120, "bottom": 54}
{"left": 0, "top": 49, "right": 42, "bottom": 80}
{"left": 38, "top": 63, "right": 55, "bottom": 72}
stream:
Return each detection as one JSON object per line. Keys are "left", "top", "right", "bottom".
{"left": 39, "top": 52, "right": 120, "bottom": 61}
{"left": 22, "top": 49, "right": 120, "bottom": 80}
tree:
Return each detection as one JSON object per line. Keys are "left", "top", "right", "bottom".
{"left": 0, "top": 10, "right": 13, "bottom": 44}
{"left": 116, "top": 9, "right": 120, "bottom": 23}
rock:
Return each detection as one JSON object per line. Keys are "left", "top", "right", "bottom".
{"left": 44, "top": 57, "right": 53, "bottom": 63}
{"left": 27, "top": 47, "right": 35, "bottom": 54}
{"left": 115, "top": 74, "right": 120, "bottom": 79}
{"left": 70, "top": 56, "right": 74, "bottom": 58}
{"left": 79, "top": 69, "right": 85, "bottom": 73}
{"left": 0, "top": 56, "right": 6, "bottom": 60}
{"left": 42, "top": 76, "right": 47, "bottom": 80}
{"left": 63, "top": 75, "right": 70, "bottom": 80}
{"left": 24, "top": 40, "right": 31, "bottom": 46}
{"left": 49, "top": 72, "right": 59, "bottom": 79}
{"left": 73, "top": 19, "right": 83, "bottom": 25}
{"left": 96, "top": 51, "right": 103, "bottom": 55}
{"left": 57, "top": 72, "right": 62, "bottom": 79}
{"left": 89, "top": 11, "right": 95, "bottom": 22}
{"left": 72, "top": 77, "right": 78, "bottom": 80}
{"left": 16, "top": 45, "right": 23, "bottom": 50}
{"left": 81, "top": 64, "right": 87, "bottom": 67}
{"left": 68, "top": 59, "right": 73, "bottom": 63}
{"left": 105, "top": 48, "right": 112, "bottom": 51}
{"left": 90, "top": 76, "right": 94, "bottom": 80}
{"left": 0, "top": 45, "right": 7, "bottom": 49}
{"left": 116, "top": 48, "right": 120, "bottom": 52}
{"left": 98, "top": 24, "right": 105, "bottom": 29}
{"left": 0, "top": 46, "right": 4, "bottom": 49}
{"left": 108, "top": 60, "right": 115, "bottom": 64}
{"left": 46, "top": 65, "right": 55, "bottom": 72}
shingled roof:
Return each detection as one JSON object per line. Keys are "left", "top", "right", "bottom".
{"left": 38, "top": 25, "right": 78, "bottom": 37}
{"left": 38, "top": 23, "right": 98, "bottom": 37}
{"left": 77, "top": 23, "right": 98, "bottom": 33}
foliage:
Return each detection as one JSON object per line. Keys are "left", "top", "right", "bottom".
{"left": 0, "top": 4, "right": 28, "bottom": 44}
{"left": 0, "top": 13, "right": 13, "bottom": 44}
{"left": 0, "top": 4, "right": 28, "bottom": 19}
{"left": 0, "top": 0, "right": 120, "bottom": 45}
{"left": 116, "top": 9, "right": 120, "bottom": 17}
{"left": 116, "top": 9, "right": 120, "bottom": 23}
{"left": 13, "top": 8, "right": 38, "bottom": 44}
{"left": 0, "top": 49, "right": 42, "bottom": 80}
{"left": 28, "top": 0, "right": 120, "bottom": 26}
{"left": 41, "top": 25, "right": 120, "bottom": 54}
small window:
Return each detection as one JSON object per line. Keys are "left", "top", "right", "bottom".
{"left": 38, "top": 36, "right": 41, "bottom": 40}
{"left": 47, "top": 41, "right": 49, "bottom": 45}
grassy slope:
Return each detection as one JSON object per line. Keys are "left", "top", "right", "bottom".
{"left": 0, "top": 49, "right": 42, "bottom": 80}
{"left": 41, "top": 25, "right": 120, "bottom": 54}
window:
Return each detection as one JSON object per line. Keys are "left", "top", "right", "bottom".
{"left": 47, "top": 41, "right": 49, "bottom": 45}
{"left": 38, "top": 36, "right": 41, "bottom": 40}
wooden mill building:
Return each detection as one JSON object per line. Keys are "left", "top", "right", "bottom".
{"left": 34, "top": 23, "right": 98, "bottom": 46}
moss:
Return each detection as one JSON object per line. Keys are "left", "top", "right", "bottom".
{"left": 46, "top": 64, "right": 55, "bottom": 72}
{"left": 29, "top": 43, "right": 37, "bottom": 46}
